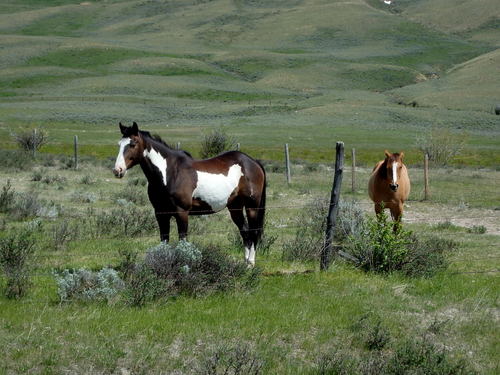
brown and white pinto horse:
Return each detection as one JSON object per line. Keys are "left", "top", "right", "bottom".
{"left": 113, "top": 122, "right": 266, "bottom": 266}
{"left": 368, "top": 150, "right": 410, "bottom": 222}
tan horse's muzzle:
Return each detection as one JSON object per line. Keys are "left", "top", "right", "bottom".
{"left": 390, "top": 183, "right": 399, "bottom": 192}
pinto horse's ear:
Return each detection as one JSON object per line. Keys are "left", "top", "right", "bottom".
{"left": 399, "top": 152, "right": 404, "bottom": 160}
{"left": 384, "top": 150, "right": 391, "bottom": 158}
{"left": 131, "top": 122, "right": 139, "bottom": 136}
{"left": 119, "top": 122, "right": 127, "bottom": 135}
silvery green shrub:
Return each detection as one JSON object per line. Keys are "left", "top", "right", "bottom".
{"left": 54, "top": 267, "right": 124, "bottom": 302}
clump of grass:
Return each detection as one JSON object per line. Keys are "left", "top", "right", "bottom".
{"left": 434, "top": 220, "right": 461, "bottom": 231}
{"left": 467, "top": 225, "right": 486, "bottom": 234}
{"left": 200, "top": 128, "right": 236, "bottom": 159}
{"left": 53, "top": 268, "right": 124, "bottom": 303}
{"left": 70, "top": 190, "right": 98, "bottom": 204}
{"left": 344, "top": 210, "right": 456, "bottom": 277}
{"left": 5, "top": 191, "right": 59, "bottom": 220}
{"left": 0, "top": 222, "right": 40, "bottom": 299}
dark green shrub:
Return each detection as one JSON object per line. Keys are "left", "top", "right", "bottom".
{"left": 200, "top": 128, "right": 236, "bottom": 159}
{"left": 123, "top": 263, "right": 171, "bottom": 307}
{"left": 50, "top": 220, "right": 79, "bottom": 251}
{"left": 116, "top": 247, "right": 139, "bottom": 280}
{"left": 0, "top": 222, "right": 40, "bottom": 299}
{"left": 312, "top": 351, "right": 355, "bottom": 375}
{"left": 344, "top": 211, "right": 456, "bottom": 277}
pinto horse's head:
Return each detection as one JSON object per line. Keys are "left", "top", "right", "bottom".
{"left": 113, "top": 122, "right": 144, "bottom": 178}
{"left": 384, "top": 150, "right": 405, "bottom": 192}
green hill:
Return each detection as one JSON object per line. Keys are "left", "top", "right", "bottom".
{"left": 0, "top": 0, "right": 498, "bottom": 165}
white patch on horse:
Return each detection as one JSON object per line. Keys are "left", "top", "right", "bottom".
{"left": 143, "top": 148, "right": 167, "bottom": 186}
{"left": 192, "top": 164, "right": 243, "bottom": 212}
{"left": 392, "top": 162, "right": 398, "bottom": 185}
{"left": 247, "top": 244, "right": 255, "bottom": 266}
{"left": 115, "top": 138, "right": 130, "bottom": 174}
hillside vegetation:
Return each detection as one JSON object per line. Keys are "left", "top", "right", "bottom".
{"left": 0, "top": 0, "right": 498, "bottom": 165}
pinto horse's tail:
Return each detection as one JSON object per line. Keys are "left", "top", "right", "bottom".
{"left": 255, "top": 160, "right": 267, "bottom": 246}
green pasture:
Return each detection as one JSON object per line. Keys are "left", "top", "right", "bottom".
{"left": 0, "top": 160, "right": 499, "bottom": 373}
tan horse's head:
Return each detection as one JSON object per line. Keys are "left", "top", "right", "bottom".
{"left": 384, "top": 150, "right": 405, "bottom": 192}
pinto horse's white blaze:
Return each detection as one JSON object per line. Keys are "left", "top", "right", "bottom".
{"left": 192, "top": 164, "right": 243, "bottom": 212}
{"left": 114, "top": 138, "right": 131, "bottom": 176}
{"left": 143, "top": 148, "right": 167, "bottom": 186}
{"left": 392, "top": 162, "right": 398, "bottom": 185}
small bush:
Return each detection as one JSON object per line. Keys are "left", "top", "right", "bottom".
{"left": 41, "top": 174, "right": 66, "bottom": 185}
{"left": 50, "top": 220, "right": 79, "bottom": 251}
{"left": 8, "top": 192, "right": 59, "bottom": 220}
{"left": 0, "top": 180, "right": 15, "bottom": 213}
{"left": 82, "top": 206, "right": 157, "bottom": 238}
{"left": 126, "top": 242, "right": 259, "bottom": 305}
{"left": 344, "top": 210, "right": 456, "bottom": 277}
{"left": 11, "top": 128, "right": 48, "bottom": 156}
{"left": 53, "top": 268, "right": 124, "bottom": 303}
{"left": 116, "top": 247, "right": 139, "bottom": 280}
{"left": 434, "top": 221, "right": 461, "bottom": 231}
{"left": 0, "top": 222, "right": 40, "bottom": 299}
{"left": 0, "top": 149, "right": 33, "bottom": 171}
{"left": 416, "top": 126, "right": 468, "bottom": 166}
{"left": 123, "top": 263, "right": 171, "bottom": 307}
{"left": 113, "top": 184, "right": 148, "bottom": 205}
{"left": 196, "top": 343, "right": 264, "bottom": 375}
{"left": 79, "top": 175, "right": 96, "bottom": 185}
{"left": 312, "top": 351, "right": 355, "bottom": 375}
{"left": 200, "top": 128, "right": 236, "bottom": 159}
{"left": 384, "top": 338, "right": 473, "bottom": 375}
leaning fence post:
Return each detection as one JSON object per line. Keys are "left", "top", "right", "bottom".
{"left": 176, "top": 142, "right": 181, "bottom": 150}
{"left": 321, "top": 141, "right": 344, "bottom": 271}
{"left": 351, "top": 148, "right": 356, "bottom": 193}
{"left": 284, "top": 143, "right": 291, "bottom": 184}
{"left": 236, "top": 142, "right": 240, "bottom": 151}
{"left": 424, "top": 153, "right": 429, "bottom": 200}
{"left": 74, "top": 135, "right": 78, "bottom": 170}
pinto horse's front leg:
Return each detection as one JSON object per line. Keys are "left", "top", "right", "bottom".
{"left": 155, "top": 212, "right": 171, "bottom": 242}
{"left": 174, "top": 210, "right": 189, "bottom": 241}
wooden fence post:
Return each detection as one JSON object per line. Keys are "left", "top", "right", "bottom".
{"left": 236, "top": 142, "right": 240, "bottom": 151}
{"left": 321, "top": 141, "right": 344, "bottom": 271}
{"left": 74, "top": 135, "right": 78, "bottom": 170}
{"left": 424, "top": 153, "right": 429, "bottom": 200}
{"left": 32, "top": 129, "right": 37, "bottom": 158}
{"left": 176, "top": 142, "right": 181, "bottom": 150}
{"left": 284, "top": 143, "right": 291, "bottom": 184}
{"left": 351, "top": 148, "right": 356, "bottom": 193}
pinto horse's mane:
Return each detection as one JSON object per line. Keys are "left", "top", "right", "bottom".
{"left": 140, "top": 130, "right": 192, "bottom": 158}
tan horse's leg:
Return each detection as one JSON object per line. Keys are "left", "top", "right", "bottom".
{"left": 390, "top": 202, "right": 403, "bottom": 222}
{"left": 374, "top": 202, "right": 383, "bottom": 215}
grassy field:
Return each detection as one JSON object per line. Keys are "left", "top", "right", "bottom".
{"left": 0, "top": 0, "right": 499, "bottom": 373}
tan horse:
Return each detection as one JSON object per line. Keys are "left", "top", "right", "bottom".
{"left": 368, "top": 150, "right": 410, "bottom": 221}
